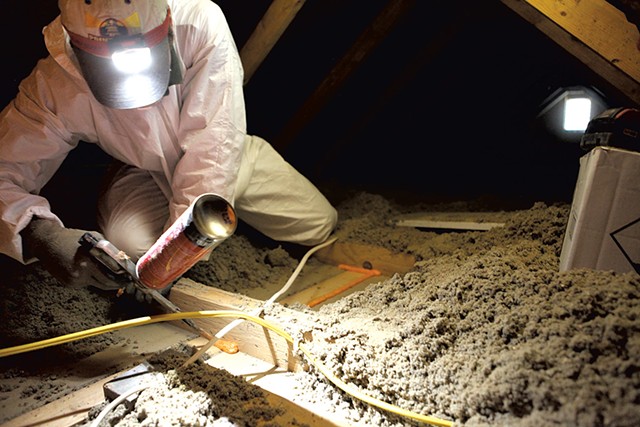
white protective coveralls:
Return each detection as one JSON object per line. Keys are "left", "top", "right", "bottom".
{"left": 0, "top": 0, "right": 337, "bottom": 263}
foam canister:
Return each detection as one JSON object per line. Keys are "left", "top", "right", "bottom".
{"left": 136, "top": 194, "right": 237, "bottom": 289}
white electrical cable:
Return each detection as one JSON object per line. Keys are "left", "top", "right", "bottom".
{"left": 182, "top": 236, "right": 338, "bottom": 366}
{"left": 90, "top": 384, "right": 149, "bottom": 427}
{"left": 261, "top": 236, "right": 338, "bottom": 307}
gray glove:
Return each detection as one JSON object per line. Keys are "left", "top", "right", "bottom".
{"left": 21, "top": 218, "right": 124, "bottom": 291}
{"left": 124, "top": 282, "right": 154, "bottom": 303}
{"left": 123, "top": 280, "right": 174, "bottom": 303}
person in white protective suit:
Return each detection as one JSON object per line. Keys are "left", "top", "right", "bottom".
{"left": 0, "top": 0, "right": 337, "bottom": 292}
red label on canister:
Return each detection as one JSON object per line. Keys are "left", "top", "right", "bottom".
{"left": 136, "top": 194, "right": 236, "bottom": 289}
{"left": 137, "top": 231, "right": 211, "bottom": 289}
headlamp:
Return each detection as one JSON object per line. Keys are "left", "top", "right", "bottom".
{"left": 63, "top": 8, "right": 178, "bottom": 109}
{"left": 111, "top": 48, "right": 152, "bottom": 73}
{"left": 109, "top": 34, "right": 152, "bottom": 74}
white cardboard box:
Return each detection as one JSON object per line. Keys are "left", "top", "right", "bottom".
{"left": 559, "top": 146, "right": 640, "bottom": 276}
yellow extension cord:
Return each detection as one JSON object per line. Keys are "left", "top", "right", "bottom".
{"left": 0, "top": 310, "right": 454, "bottom": 427}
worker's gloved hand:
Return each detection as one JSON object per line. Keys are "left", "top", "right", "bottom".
{"left": 124, "top": 281, "right": 174, "bottom": 303}
{"left": 124, "top": 282, "right": 154, "bottom": 303}
{"left": 21, "top": 218, "right": 124, "bottom": 291}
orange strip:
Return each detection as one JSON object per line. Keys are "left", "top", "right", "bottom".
{"left": 337, "top": 264, "right": 382, "bottom": 275}
{"left": 307, "top": 265, "right": 381, "bottom": 308}
{"left": 214, "top": 339, "right": 239, "bottom": 354}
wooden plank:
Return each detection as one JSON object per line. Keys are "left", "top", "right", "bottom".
{"left": 203, "top": 350, "right": 350, "bottom": 427}
{"left": 397, "top": 219, "right": 504, "bottom": 231}
{"left": 394, "top": 212, "right": 507, "bottom": 231}
{"left": 240, "top": 0, "right": 306, "bottom": 84}
{"left": 280, "top": 270, "right": 380, "bottom": 307}
{"left": 264, "top": 392, "right": 345, "bottom": 427}
{"left": 169, "top": 278, "right": 313, "bottom": 371}
{"left": 501, "top": 0, "right": 640, "bottom": 104}
{"left": 313, "top": 242, "right": 415, "bottom": 276}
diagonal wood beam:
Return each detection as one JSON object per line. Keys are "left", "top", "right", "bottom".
{"left": 274, "top": 0, "right": 416, "bottom": 151}
{"left": 240, "top": 0, "right": 307, "bottom": 85}
{"left": 501, "top": 0, "right": 640, "bottom": 105}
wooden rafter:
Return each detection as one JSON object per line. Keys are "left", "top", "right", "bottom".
{"left": 274, "top": 0, "right": 416, "bottom": 150}
{"left": 501, "top": 0, "right": 640, "bottom": 105}
{"left": 240, "top": 0, "right": 307, "bottom": 85}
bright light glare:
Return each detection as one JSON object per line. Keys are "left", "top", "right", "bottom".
{"left": 564, "top": 97, "right": 591, "bottom": 131}
{"left": 121, "top": 75, "right": 157, "bottom": 106}
{"left": 112, "top": 48, "right": 152, "bottom": 74}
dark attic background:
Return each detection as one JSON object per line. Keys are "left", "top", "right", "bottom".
{"left": 1, "top": 0, "right": 638, "bottom": 227}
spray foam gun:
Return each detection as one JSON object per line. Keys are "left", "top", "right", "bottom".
{"left": 79, "top": 194, "right": 237, "bottom": 340}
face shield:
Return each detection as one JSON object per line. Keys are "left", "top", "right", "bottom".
{"left": 59, "top": 0, "right": 184, "bottom": 109}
